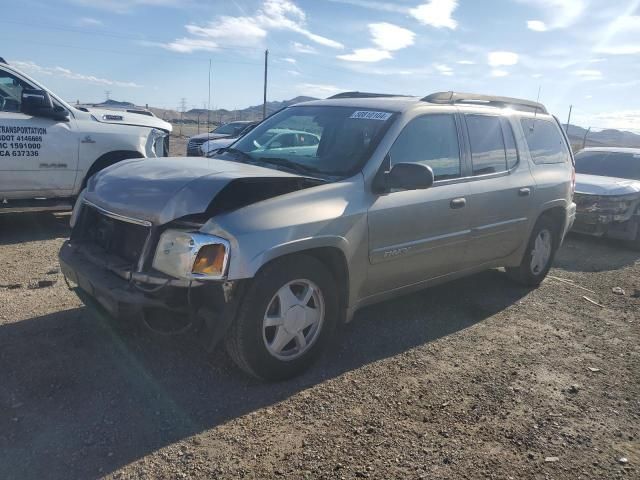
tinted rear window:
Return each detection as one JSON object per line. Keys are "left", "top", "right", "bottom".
{"left": 520, "top": 118, "right": 569, "bottom": 164}
{"left": 575, "top": 151, "right": 640, "bottom": 180}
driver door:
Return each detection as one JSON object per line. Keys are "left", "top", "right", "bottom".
{"left": 0, "top": 68, "right": 78, "bottom": 198}
{"left": 365, "top": 113, "right": 472, "bottom": 297}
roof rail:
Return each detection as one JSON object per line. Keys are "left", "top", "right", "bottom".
{"left": 422, "top": 91, "right": 548, "bottom": 114}
{"left": 0, "top": 57, "right": 7, "bottom": 64}
{"left": 328, "top": 91, "right": 410, "bottom": 99}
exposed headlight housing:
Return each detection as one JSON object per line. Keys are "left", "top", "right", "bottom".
{"left": 148, "top": 128, "right": 169, "bottom": 157}
{"left": 152, "top": 230, "right": 230, "bottom": 280}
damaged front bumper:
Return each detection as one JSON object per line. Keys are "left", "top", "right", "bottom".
{"left": 59, "top": 241, "right": 243, "bottom": 348}
{"left": 573, "top": 193, "right": 640, "bottom": 240}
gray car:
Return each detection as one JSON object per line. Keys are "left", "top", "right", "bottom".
{"left": 59, "top": 91, "right": 576, "bottom": 380}
{"left": 573, "top": 147, "right": 640, "bottom": 248}
{"left": 186, "top": 121, "right": 256, "bottom": 156}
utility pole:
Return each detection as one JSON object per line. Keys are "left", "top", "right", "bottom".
{"left": 207, "top": 59, "right": 212, "bottom": 136}
{"left": 565, "top": 105, "right": 573, "bottom": 134}
{"left": 105, "top": 90, "right": 111, "bottom": 101}
{"left": 179, "top": 97, "right": 187, "bottom": 137}
{"left": 263, "top": 49, "right": 269, "bottom": 120}
{"left": 582, "top": 126, "right": 591, "bottom": 150}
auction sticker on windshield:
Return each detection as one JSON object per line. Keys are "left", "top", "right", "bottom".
{"left": 349, "top": 111, "right": 392, "bottom": 121}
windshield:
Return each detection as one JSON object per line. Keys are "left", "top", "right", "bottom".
{"left": 223, "top": 105, "right": 394, "bottom": 177}
{"left": 575, "top": 151, "right": 640, "bottom": 181}
{"left": 212, "top": 122, "right": 246, "bottom": 135}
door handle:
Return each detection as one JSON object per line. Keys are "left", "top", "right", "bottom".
{"left": 518, "top": 187, "right": 531, "bottom": 197}
{"left": 450, "top": 197, "right": 466, "bottom": 209}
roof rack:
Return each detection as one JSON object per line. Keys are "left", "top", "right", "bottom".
{"left": 328, "top": 91, "right": 410, "bottom": 99}
{"left": 422, "top": 91, "right": 548, "bottom": 114}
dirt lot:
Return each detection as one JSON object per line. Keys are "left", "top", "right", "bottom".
{"left": 0, "top": 213, "right": 638, "bottom": 480}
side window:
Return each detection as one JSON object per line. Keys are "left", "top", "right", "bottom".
{"left": 465, "top": 115, "right": 507, "bottom": 175}
{"left": 520, "top": 118, "right": 569, "bottom": 164}
{"left": 0, "top": 70, "right": 28, "bottom": 113}
{"left": 388, "top": 114, "right": 461, "bottom": 181}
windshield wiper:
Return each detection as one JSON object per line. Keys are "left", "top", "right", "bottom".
{"left": 256, "top": 157, "right": 324, "bottom": 177}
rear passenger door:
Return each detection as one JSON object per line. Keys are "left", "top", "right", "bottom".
{"left": 463, "top": 114, "right": 535, "bottom": 264}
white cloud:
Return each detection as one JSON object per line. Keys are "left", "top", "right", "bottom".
{"left": 160, "top": 38, "right": 219, "bottom": 53}
{"left": 291, "top": 42, "right": 317, "bottom": 54}
{"left": 287, "top": 70, "right": 301, "bottom": 76}
{"left": 338, "top": 22, "right": 414, "bottom": 63}
{"left": 457, "top": 60, "right": 475, "bottom": 65}
{"left": 77, "top": 17, "right": 103, "bottom": 26}
{"left": 156, "top": 0, "right": 342, "bottom": 53}
{"left": 296, "top": 83, "right": 344, "bottom": 97}
{"left": 491, "top": 69, "right": 509, "bottom": 77}
{"left": 574, "top": 69, "right": 603, "bottom": 80}
{"left": 12, "top": 60, "right": 142, "bottom": 88}
{"left": 185, "top": 16, "right": 268, "bottom": 48}
{"left": 574, "top": 110, "right": 640, "bottom": 131}
{"left": 337, "top": 48, "right": 392, "bottom": 62}
{"left": 595, "top": 15, "right": 640, "bottom": 55}
{"left": 283, "top": 57, "right": 297, "bottom": 63}
{"left": 488, "top": 51, "right": 519, "bottom": 66}
{"left": 410, "top": 0, "right": 458, "bottom": 29}
{"left": 434, "top": 63, "right": 453, "bottom": 75}
{"left": 518, "top": 0, "right": 586, "bottom": 30}
{"left": 369, "top": 22, "right": 415, "bottom": 51}
{"left": 257, "top": 0, "right": 343, "bottom": 48}
{"left": 527, "top": 20, "right": 547, "bottom": 31}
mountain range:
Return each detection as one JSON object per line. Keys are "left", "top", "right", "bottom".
{"left": 85, "top": 97, "right": 640, "bottom": 149}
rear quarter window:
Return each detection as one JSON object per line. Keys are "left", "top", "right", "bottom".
{"left": 520, "top": 118, "right": 570, "bottom": 164}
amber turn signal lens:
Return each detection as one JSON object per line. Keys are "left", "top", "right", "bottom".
{"left": 192, "top": 244, "right": 226, "bottom": 276}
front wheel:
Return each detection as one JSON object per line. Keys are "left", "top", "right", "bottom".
{"left": 507, "top": 216, "right": 559, "bottom": 286}
{"left": 225, "top": 255, "right": 338, "bottom": 381}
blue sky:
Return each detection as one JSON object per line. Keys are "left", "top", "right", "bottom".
{"left": 3, "top": 0, "right": 640, "bottom": 130}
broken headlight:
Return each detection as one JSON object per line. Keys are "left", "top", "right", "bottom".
{"left": 152, "top": 230, "right": 230, "bottom": 280}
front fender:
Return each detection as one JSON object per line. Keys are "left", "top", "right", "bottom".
{"left": 250, "top": 235, "right": 351, "bottom": 277}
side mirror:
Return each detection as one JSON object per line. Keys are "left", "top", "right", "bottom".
{"left": 376, "top": 162, "right": 434, "bottom": 193}
{"left": 21, "top": 89, "right": 69, "bottom": 121}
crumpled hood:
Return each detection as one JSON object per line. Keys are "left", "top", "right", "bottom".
{"left": 85, "top": 157, "right": 306, "bottom": 225}
{"left": 575, "top": 174, "right": 640, "bottom": 196}
{"left": 86, "top": 107, "right": 172, "bottom": 132}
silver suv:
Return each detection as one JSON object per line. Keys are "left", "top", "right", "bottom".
{"left": 59, "top": 91, "right": 576, "bottom": 380}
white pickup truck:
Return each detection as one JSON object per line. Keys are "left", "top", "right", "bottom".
{"left": 0, "top": 58, "right": 172, "bottom": 213}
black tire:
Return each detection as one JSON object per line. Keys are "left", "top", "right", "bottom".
{"left": 506, "top": 216, "right": 560, "bottom": 286}
{"left": 225, "top": 255, "right": 338, "bottom": 381}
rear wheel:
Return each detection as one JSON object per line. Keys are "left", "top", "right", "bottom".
{"left": 507, "top": 216, "right": 559, "bottom": 286}
{"left": 225, "top": 255, "right": 338, "bottom": 381}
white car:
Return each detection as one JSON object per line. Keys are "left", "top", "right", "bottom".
{"left": 0, "top": 58, "right": 172, "bottom": 213}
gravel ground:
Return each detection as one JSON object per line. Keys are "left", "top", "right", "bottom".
{"left": 0, "top": 213, "right": 638, "bottom": 480}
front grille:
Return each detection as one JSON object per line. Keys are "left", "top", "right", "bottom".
{"left": 187, "top": 138, "right": 206, "bottom": 156}
{"left": 74, "top": 205, "right": 151, "bottom": 267}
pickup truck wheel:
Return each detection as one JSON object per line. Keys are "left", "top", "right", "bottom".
{"left": 507, "top": 216, "right": 559, "bottom": 286}
{"left": 225, "top": 255, "right": 338, "bottom": 381}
